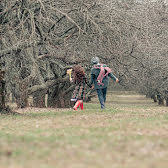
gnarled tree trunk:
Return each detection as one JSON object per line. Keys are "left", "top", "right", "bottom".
{"left": 33, "top": 90, "right": 46, "bottom": 108}
{"left": 47, "top": 85, "right": 72, "bottom": 108}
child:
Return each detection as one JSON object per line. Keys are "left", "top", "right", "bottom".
{"left": 69, "top": 65, "right": 91, "bottom": 110}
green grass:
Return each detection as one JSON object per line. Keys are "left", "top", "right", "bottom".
{"left": 1, "top": 93, "right": 168, "bottom": 168}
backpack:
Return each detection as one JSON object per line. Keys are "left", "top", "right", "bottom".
{"left": 94, "top": 64, "right": 112, "bottom": 86}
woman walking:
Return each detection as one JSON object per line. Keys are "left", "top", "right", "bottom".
{"left": 69, "top": 65, "right": 91, "bottom": 110}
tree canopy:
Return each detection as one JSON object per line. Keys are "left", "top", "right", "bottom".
{"left": 1, "top": 0, "right": 168, "bottom": 108}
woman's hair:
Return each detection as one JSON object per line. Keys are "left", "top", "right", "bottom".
{"left": 72, "top": 65, "right": 85, "bottom": 83}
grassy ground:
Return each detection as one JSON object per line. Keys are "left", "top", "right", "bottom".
{"left": 1, "top": 92, "right": 168, "bottom": 168}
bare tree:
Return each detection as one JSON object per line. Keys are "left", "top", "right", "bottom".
{"left": 1, "top": 0, "right": 168, "bottom": 109}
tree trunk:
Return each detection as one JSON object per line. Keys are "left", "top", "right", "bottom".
{"left": 16, "top": 94, "right": 28, "bottom": 108}
{"left": 15, "top": 79, "right": 29, "bottom": 108}
{"left": 151, "top": 94, "right": 157, "bottom": 103}
{"left": 166, "top": 98, "right": 168, "bottom": 106}
{"left": 47, "top": 86, "right": 72, "bottom": 108}
{"left": 0, "top": 70, "right": 6, "bottom": 112}
{"left": 157, "top": 95, "right": 164, "bottom": 105}
{"left": 33, "top": 91, "right": 46, "bottom": 108}
{"left": 11, "top": 93, "right": 15, "bottom": 103}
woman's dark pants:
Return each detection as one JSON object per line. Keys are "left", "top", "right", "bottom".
{"left": 96, "top": 88, "right": 107, "bottom": 109}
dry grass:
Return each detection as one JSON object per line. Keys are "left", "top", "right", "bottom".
{"left": 0, "top": 92, "right": 168, "bottom": 168}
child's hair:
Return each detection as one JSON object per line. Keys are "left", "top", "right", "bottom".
{"left": 72, "top": 65, "right": 85, "bottom": 83}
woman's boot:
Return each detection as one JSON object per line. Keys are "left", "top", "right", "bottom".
{"left": 73, "top": 100, "right": 81, "bottom": 110}
{"left": 80, "top": 102, "right": 84, "bottom": 110}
